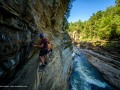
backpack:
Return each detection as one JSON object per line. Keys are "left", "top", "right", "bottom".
{"left": 47, "top": 41, "right": 53, "bottom": 53}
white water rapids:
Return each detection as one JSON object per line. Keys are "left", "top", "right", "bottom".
{"left": 70, "top": 48, "right": 115, "bottom": 90}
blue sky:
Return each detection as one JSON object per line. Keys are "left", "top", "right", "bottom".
{"left": 68, "top": 0, "right": 115, "bottom": 22}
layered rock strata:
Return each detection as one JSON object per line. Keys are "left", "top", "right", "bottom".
{"left": 0, "top": 0, "right": 73, "bottom": 89}
{"left": 84, "top": 49, "right": 120, "bottom": 89}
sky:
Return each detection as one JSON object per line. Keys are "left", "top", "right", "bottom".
{"left": 68, "top": 0, "right": 115, "bottom": 22}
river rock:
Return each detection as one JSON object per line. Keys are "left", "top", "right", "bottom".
{"left": 84, "top": 49, "right": 120, "bottom": 90}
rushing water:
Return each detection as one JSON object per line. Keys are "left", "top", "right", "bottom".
{"left": 70, "top": 50, "right": 115, "bottom": 90}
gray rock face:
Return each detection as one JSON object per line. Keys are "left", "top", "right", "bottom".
{"left": 84, "top": 49, "right": 120, "bottom": 90}
{"left": 0, "top": 0, "right": 38, "bottom": 84}
{"left": 0, "top": 0, "right": 73, "bottom": 89}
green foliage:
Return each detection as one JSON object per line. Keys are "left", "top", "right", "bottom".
{"left": 115, "top": 0, "right": 120, "bottom": 7}
{"left": 68, "top": 2, "right": 120, "bottom": 41}
{"left": 103, "top": 41, "right": 120, "bottom": 53}
{"left": 63, "top": 0, "right": 75, "bottom": 31}
{"left": 64, "top": 0, "right": 76, "bottom": 19}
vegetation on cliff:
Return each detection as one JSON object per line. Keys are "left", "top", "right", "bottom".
{"left": 67, "top": 0, "right": 120, "bottom": 56}
{"left": 63, "top": 0, "right": 75, "bottom": 31}
{"left": 68, "top": 0, "right": 120, "bottom": 40}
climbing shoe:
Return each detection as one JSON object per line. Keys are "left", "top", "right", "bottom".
{"left": 39, "top": 64, "right": 45, "bottom": 71}
{"left": 45, "top": 62, "right": 48, "bottom": 65}
{"left": 39, "top": 64, "right": 45, "bottom": 67}
{"left": 42, "top": 64, "right": 45, "bottom": 67}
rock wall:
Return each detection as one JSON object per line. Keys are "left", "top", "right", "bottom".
{"left": 0, "top": 0, "right": 73, "bottom": 89}
{"left": 83, "top": 49, "right": 120, "bottom": 89}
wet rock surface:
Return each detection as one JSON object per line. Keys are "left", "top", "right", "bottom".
{"left": 83, "top": 49, "right": 120, "bottom": 90}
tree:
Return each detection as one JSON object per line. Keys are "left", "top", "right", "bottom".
{"left": 67, "top": 1, "right": 120, "bottom": 40}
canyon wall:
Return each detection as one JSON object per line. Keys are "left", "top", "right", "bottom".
{"left": 0, "top": 0, "right": 73, "bottom": 89}
{"left": 84, "top": 49, "right": 120, "bottom": 90}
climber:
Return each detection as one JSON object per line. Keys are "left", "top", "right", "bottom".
{"left": 33, "top": 33, "right": 48, "bottom": 67}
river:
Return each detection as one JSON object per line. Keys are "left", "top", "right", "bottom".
{"left": 70, "top": 50, "right": 115, "bottom": 90}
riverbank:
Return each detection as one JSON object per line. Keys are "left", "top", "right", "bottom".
{"left": 84, "top": 50, "right": 120, "bottom": 89}
{"left": 80, "top": 47, "right": 120, "bottom": 90}
{"left": 71, "top": 46, "right": 116, "bottom": 90}
{"left": 74, "top": 40, "right": 120, "bottom": 61}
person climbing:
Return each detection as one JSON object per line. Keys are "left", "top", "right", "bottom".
{"left": 33, "top": 33, "right": 48, "bottom": 67}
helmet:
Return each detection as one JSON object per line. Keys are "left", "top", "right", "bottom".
{"left": 39, "top": 33, "right": 44, "bottom": 37}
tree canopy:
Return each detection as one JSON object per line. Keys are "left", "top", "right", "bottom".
{"left": 68, "top": 0, "right": 120, "bottom": 41}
